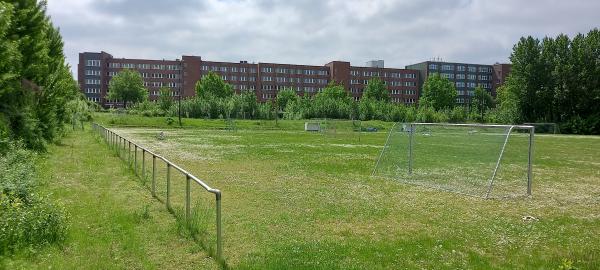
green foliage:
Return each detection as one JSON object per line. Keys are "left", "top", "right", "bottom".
{"left": 276, "top": 88, "right": 298, "bottom": 111}
{"left": 195, "top": 71, "right": 234, "bottom": 99}
{"left": 363, "top": 78, "right": 390, "bottom": 102}
{"left": 107, "top": 69, "right": 147, "bottom": 108}
{"left": 421, "top": 73, "right": 457, "bottom": 110}
{"left": 0, "top": 0, "right": 80, "bottom": 149}
{"left": 499, "top": 29, "right": 600, "bottom": 134}
{"left": 158, "top": 87, "right": 174, "bottom": 112}
{"left": 0, "top": 144, "right": 68, "bottom": 255}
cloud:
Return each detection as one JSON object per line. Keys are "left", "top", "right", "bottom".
{"left": 46, "top": 0, "right": 600, "bottom": 77}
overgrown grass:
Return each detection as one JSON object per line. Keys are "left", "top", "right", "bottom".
{"left": 107, "top": 115, "right": 600, "bottom": 269}
{"left": 1, "top": 130, "right": 219, "bottom": 269}
{"left": 0, "top": 144, "right": 68, "bottom": 257}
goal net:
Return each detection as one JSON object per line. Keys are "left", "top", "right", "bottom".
{"left": 372, "top": 123, "right": 534, "bottom": 198}
{"left": 316, "top": 118, "right": 363, "bottom": 142}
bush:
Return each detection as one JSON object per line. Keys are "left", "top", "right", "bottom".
{"left": 0, "top": 144, "right": 68, "bottom": 255}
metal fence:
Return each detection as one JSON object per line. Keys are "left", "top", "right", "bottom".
{"left": 91, "top": 123, "right": 223, "bottom": 262}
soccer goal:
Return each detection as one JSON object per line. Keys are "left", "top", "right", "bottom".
{"left": 315, "top": 118, "right": 362, "bottom": 142}
{"left": 523, "top": 122, "right": 559, "bottom": 134}
{"left": 372, "top": 123, "right": 534, "bottom": 198}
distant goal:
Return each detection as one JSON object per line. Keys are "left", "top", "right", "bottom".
{"left": 372, "top": 123, "right": 534, "bottom": 198}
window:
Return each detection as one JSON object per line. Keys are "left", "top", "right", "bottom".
{"left": 152, "top": 82, "right": 163, "bottom": 87}
{"left": 239, "top": 84, "right": 247, "bottom": 90}
{"left": 230, "top": 75, "right": 237, "bottom": 81}
{"left": 166, "top": 73, "right": 179, "bottom": 79}
{"left": 85, "top": 79, "right": 100, "bottom": 85}
{"left": 404, "top": 90, "right": 417, "bottom": 95}
{"left": 167, "top": 82, "right": 180, "bottom": 88}
{"left": 350, "top": 70, "right": 359, "bottom": 76}
{"left": 428, "top": 64, "right": 438, "bottom": 70}
{"left": 468, "top": 90, "right": 475, "bottom": 96}
{"left": 456, "top": 74, "right": 466, "bottom": 80}
{"left": 262, "top": 76, "right": 273, "bottom": 82}
{"left": 239, "top": 67, "right": 247, "bottom": 73}
{"left": 231, "top": 67, "right": 238, "bottom": 72}
{"left": 371, "top": 71, "right": 379, "bottom": 77}
{"left": 468, "top": 66, "right": 477, "bottom": 72}
{"left": 276, "top": 77, "right": 286, "bottom": 83}
{"left": 456, "top": 82, "right": 465, "bottom": 88}
{"left": 109, "top": 62, "right": 120, "bottom": 68}
{"left": 221, "top": 75, "right": 227, "bottom": 80}
{"left": 442, "top": 65, "right": 454, "bottom": 71}
{"left": 457, "top": 98, "right": 465, "bottom": 104}
{"left": 220, "top": 66, "right": 227, "bottom": 72}
{"left": 303, "top": 86, "right": 316, "bottom": 93}
{"left": 317, "top": 79, "right": 328, "bottom": 84}
{"left": 304, "top": 78, "right": 315, "bottom": 84}
{"left": 85, "top": 88, "right": 99, "bottom": 94}
{"left": 166, "top": 64, "right": 180, "bottom": 70}
{"left": 479, "top": 75, "right": 489, "bottom": 80}
{"left": 457, "top": 66, "right": 466, "bottom": 72}
{"left": 479, "top": 67, "right": 491, "bottom": 73}
{"left": 249, "top": 76, "right": 256, "bottom": 82}
{"left": 317, "top": 70, "right": 328, "bottom": 76}
{"left": 262, "top": 85, "right": 275, "bottom": 90}
{"left": 363, "top": 71, "right": 370, "bottom": 76}
{"left": 261, "top": 67, "right": 273, "bottom": 73}
{"left": 250, "top": 68, "right": 257, "bottom": 73}
{"left": 467, "top": 82, "right": 476, "bottom": 88}
{"left": 404, "top": 81, "right": 416, "bottom": 87}
{"left": 390, "top": 73, "right": 400, "bottom": 78}
{"left": 109, "top": 71, "right": 118, "bottom": 76}
{"left": 441, "top": 73, "right": 454, "bottom": 79}
{"left": 152, "top": 73, "right": 164, "bottom": 79}
{"left": 138, "top": 64, "right": 151, "bottom": 69}
{"left": 457, "top": 90, "right": 465, "bottom": 95}
{"left": 122, "top": 63, "right": 135, "bottom": 68}
{"left": 152, "top": 64, "right": 165, "bottom": 70}
{"left": 240, "top": 76, "right": 247, "bottom": 81}
{"left": 404, "top": 73, "right": 416, "bottom": 79}
{"left": 86, "top": 60, "right": 101, "bottom": 67}
{"left": 467, "top": 74, "right": 477, "bottom": 80}
{"left": 85, "top": 69, "right": 100, "bottom": 76}
{"left": 350, "top": 79, "right": 359, "bottom": 84}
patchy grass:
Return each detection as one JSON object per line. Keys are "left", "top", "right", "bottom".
{"left": 102, "top": 116, "right": 600, "bottom": 269}
{"left": 1, "top": 130, "right": 219, "bottom": 269}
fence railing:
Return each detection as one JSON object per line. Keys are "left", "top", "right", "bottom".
{"left": 91, "top": 123, "right": 223, "bottom": 262}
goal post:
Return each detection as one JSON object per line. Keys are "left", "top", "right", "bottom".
{"left": 372, "top": 123, "right": 534, "bottom": 198}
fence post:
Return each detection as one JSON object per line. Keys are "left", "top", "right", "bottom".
{"left": 166, "top": 164, "right": 171, "bottom": 210}
{"left": 408, "top": 123, "right": 414, "bottom": 175}
{"left": 152, "top": 155, "right": 156, "bottom": 197}
{"left": 142, "top": 149, "right": 146, "bottom": 181}
{"left": 215, "top": 191, "right": 222, "bottom": 262}
{"left": 527, "top": 127, "right": 534, "bottom": 196}
{"left": 134, "top": 145, "right": 138, "bottom": 176}
{"left": 128, "top": 142, "right": 131, "bottom": 168}
{"left": 185, "top": 175, "right": 191, "bottom": 225}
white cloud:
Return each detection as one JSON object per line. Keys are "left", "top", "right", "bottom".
{"left": 46, "top": 0, "right": 600, "bottom": 77}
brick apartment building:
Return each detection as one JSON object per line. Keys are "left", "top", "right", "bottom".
{"left": 406, "top": 61, "right": 511, "bottom": 104}
{"left": 78, "top": 52, "right": 420, "bottom": 107}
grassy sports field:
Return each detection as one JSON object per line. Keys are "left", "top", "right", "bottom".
{"left": 92, "top": 114, "right": 600, "bottom": 269}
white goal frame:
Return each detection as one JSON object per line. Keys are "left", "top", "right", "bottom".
{"left": 373, "top": 122, "right": 535, "bottom": 198}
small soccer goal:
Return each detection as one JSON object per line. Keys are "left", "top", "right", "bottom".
{"left": 372, "top": 123, "right": 534, "bottom": 198}
{"left": 314, "top": 118, "right": 363, "bottom": 142}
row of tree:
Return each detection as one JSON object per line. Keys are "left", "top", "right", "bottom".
{"left": 495, "top": 29, "right": 600, "bottom": 134}
{"left": 0, "top": 0, "right": 89, "bottom": 150}
{"left": 126, "top": 71, "right": 492, "bottom": 124}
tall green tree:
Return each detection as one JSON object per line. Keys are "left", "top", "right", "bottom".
{"left": 107, "top": 69, "right": 147, "bottom": 108}
{"left": 158, "top": 86, "right": 173, "bottom": 112}
{"left": 363, "top": 78, "right": 390, "bottom": 102}
{"left": 276, "top": 88, "right": 298, "bottom": 111}
{"left": 470, "top": 86, "right": 494, "bottom": 121}
{"left": 0, "top": 0, "right": 79, "bottom": 149}
{"left": 420, "top": 73, "right": 457, "bottom": 110}
{"left": 195, "top": 71, "right": 233, "bottom": 99}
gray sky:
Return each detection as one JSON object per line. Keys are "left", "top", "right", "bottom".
{"left": 47, "top": 0, "right": 599, "bottom": 77}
